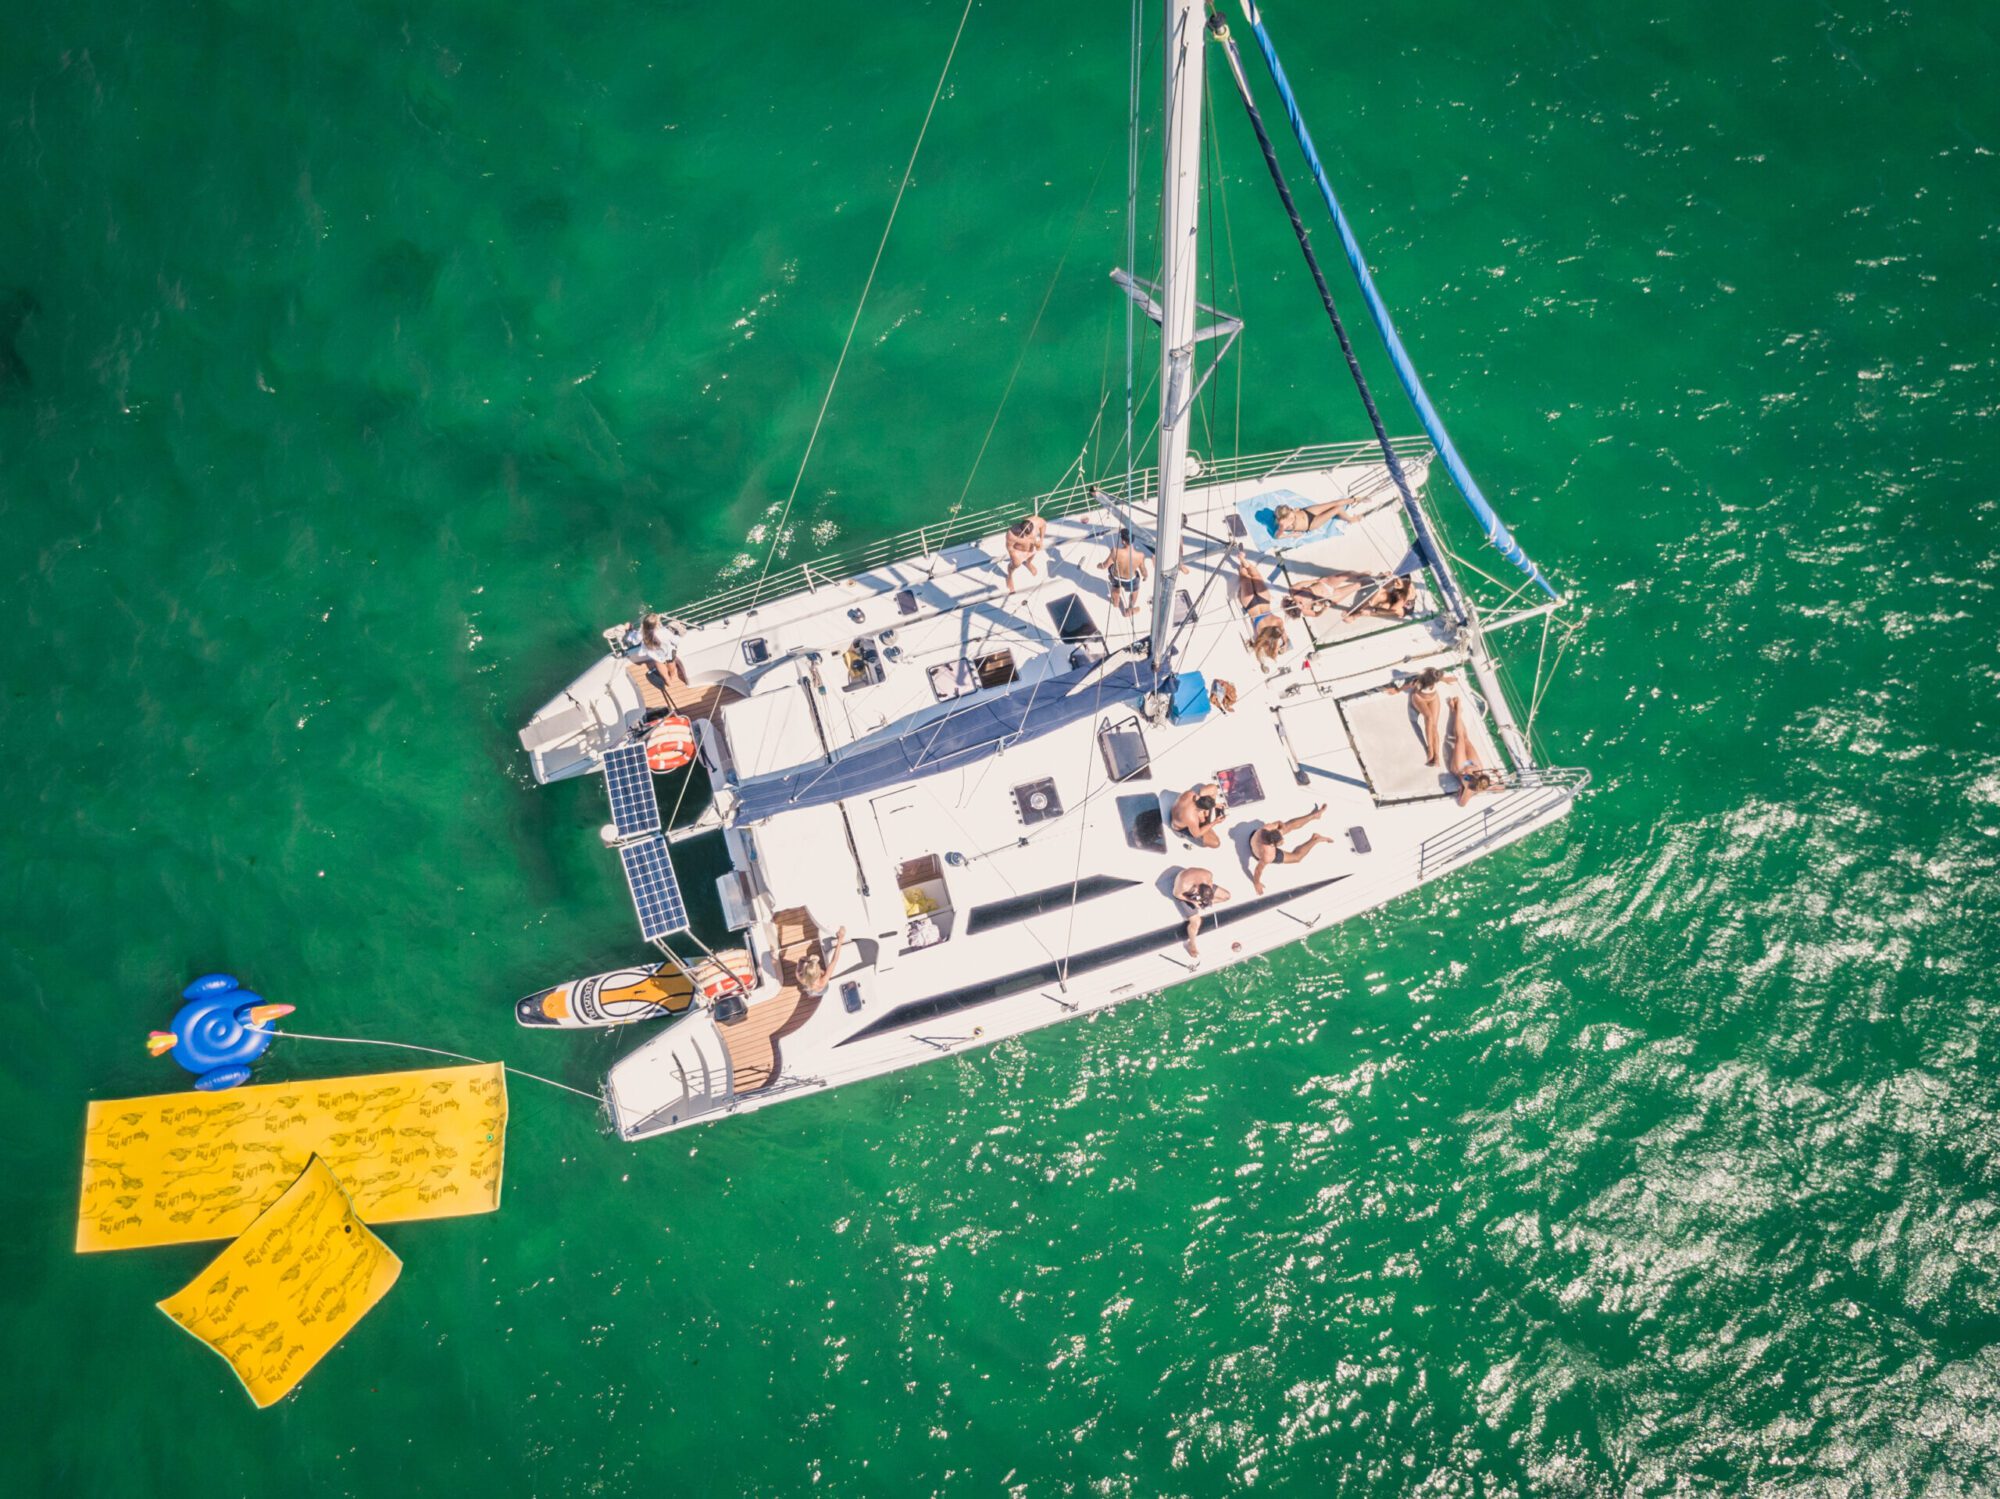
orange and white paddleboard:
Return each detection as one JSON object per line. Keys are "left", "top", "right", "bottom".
{"left": 514, "top": 950, "right": 755, "bottom": 1029}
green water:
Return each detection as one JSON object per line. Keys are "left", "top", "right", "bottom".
{"left": 5, "top": 0, "right": 1998, "bottom": 1492}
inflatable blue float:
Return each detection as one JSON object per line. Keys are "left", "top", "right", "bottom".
{"left": 146, "top": 973, "right": 293, "bottom": 1090}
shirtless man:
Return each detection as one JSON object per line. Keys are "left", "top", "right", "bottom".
{"left": 1172, "top": 868, "right": 1232, "bottom": 958}
{"left": 1099, "top": 527, "right": 1148, "bottom": 618}
{"left": 1272, "top": 495, "right": 1361, "bottom": 536}
{"left": 1249, "top": 804, "right": 1331, "bottom": 895}
{"left": 1447, "top": 700, "right": 1504, "bottom": 807}
{"left": 1382, "top": 667, "right": 1448, "bottom": 766}
{"left": 1005, "top": 514, "right": 1048, "bottom": 592}
{"left": 1170, "top": 782, "right": 1228, "bottom": 849}
{"left": 793, "top": 925, "right": 849, "bottom": 999}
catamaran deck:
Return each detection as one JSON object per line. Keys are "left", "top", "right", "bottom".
{"left": 518, "top": 445, "right": 1581, "bottom": 1138}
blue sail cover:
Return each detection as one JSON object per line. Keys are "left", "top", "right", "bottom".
{"left": 731, "top": 658, "right": 1159, "bottom": 824}
{"left": 1240, "top": 5, "right": 1557, "bottom": 600}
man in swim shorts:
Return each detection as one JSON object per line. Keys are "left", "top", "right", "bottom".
{"left": 1100, "top": 527, "right": 1148, "bottom": 618}
{"left": 1248, "top": 804, "right": 1331, "bottom": 895}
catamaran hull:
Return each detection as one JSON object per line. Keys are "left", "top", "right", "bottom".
{"left": 604, "top": 788, "right": 1576, "bottom": 1140}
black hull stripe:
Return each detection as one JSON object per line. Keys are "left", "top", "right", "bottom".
{"left": 838, "top": 876, "right": 1347, "bottom": 1046}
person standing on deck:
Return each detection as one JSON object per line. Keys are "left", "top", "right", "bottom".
{"left": 1005, "top": 514, "right": 1048, "bottom": 592}
{"left": 794, "top": 925, "right": 849, "bottom": 999}
{"left": 1099, "top": 527, "right": 1149, "bottom": 619}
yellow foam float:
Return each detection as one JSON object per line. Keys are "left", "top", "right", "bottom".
{"left": 158, "top": 1155, "right": 402, "bottom": 1408}
{"left": 78, "top": 1062, "right": 506, "bottom": 1253}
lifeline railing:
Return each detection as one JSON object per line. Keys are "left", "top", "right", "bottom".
{"left": 669, "top": 437, "right": 1434, "bottom": 626}
{"left": 1416, "top": 765, "right": 1591, "bottom": 881}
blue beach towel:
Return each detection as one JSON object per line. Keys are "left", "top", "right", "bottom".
{"left": 1235, "top": 488, "right": 1347, "bottom": 552}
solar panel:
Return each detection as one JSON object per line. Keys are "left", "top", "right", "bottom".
{"left": 602, "top": 743, "right": 661, "bottom": 838}
{"left": 619, "top": 835, "right": 690, "bottom": 939}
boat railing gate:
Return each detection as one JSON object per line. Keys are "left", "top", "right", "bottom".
{"left": 672, "top": 438, "right": 1433, "bottom": 626}
{"left": 1416, "top": 765, "right": 1591, "bottom": 880}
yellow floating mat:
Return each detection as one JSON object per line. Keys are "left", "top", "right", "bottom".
{"left": 158, "top": 1155, "right": 402, "bottom": 1408}
{"left": 78, "top": 1063, "right": 506, "bottom": 1253}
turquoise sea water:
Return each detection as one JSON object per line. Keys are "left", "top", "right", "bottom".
{"left": 5, "top": 0, "right": 1999, "bottom": 1492}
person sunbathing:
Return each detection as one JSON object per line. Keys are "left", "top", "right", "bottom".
{"left": 1170, "top": 782, "right": 1228, "bottom": 849}
{"left": 1382, "top": 667, "right": 1447, "bottom": 766}
{"left": 1351, "top": 574, "right": 1418, "bottom": 620}
{"left": 1172, "top": 868, "right": 1232, "bottom": 958}
{"left": 1234, "top": 554, "right": 1294, "bottom": 670}
{"left": 1280, "top": 568, "right": 1378, "bottom": 619}
{"left": 1447, "top": 700, "right": 1504, "bottom": 806}
{"left": 1249, "top": 805, "right": 1331, "bottom": 895}
{"left": 1271, "top": 496, "right": 1360, "bottom": 536}
{"left": 1005, "top": 514, "right": 1048, "bottom": 592}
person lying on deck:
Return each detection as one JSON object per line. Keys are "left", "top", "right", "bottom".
{"left": 1172, "top": 868, "right": 1232, "bottom": 959}
{"left": 1005, "top": 514, "right": 1048, "bottom": 592}
{"left": 1280, "top": 568, "right": 1378, "bottom": 619}
{"left": 1099, "top": 527, "right": 1148, "bottom": 618}
{"left": 1272, "top": 496, "right": 1361, "bottom": 535}
{"left": 1208, "top": 679, "right": 1238, "bottom": 715}
{"left": 1232, "top": 553, "right": 1294, "bottom": 671}
{"left": 1249, "top": 805, "right": 1331, "bottom": 895}
{"left": 1381, "top": 667, "right": 1448, "bottom": 767}
{"left": 793, "top": 925, "right": 849, "bottom": 999}
{"left": 1171, "top": 782, "right": 1228, "bottom": 849}
{"left": 1280, "top": 570, "right": 1418, "bottom": 623}
{"left": 1447, "top": 700, "right": 1504, "bottom": 807}
{"left": 1353, "top": 574, "right": 1418, "bottom": 620}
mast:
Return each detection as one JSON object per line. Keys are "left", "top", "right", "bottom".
{"left": 1147, "top": 0, "right": 1208, "bottom": 672}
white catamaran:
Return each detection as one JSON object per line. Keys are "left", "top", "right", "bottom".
{"left": 514, "top": 1, "right": 1585, "bottom": 1141}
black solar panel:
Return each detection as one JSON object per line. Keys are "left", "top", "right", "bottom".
{"left": 619, "top": 835, "right": 690, "bottom": 939}
{"left": 602, "top": 743, "right": 661, "bottom": 838}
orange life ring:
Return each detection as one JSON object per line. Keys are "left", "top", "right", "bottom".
{"left": 691, "top": 949, "right": 756, "bottom": 1000}
{"left": 645, "top": 715, "right": 698, "bottom": 773}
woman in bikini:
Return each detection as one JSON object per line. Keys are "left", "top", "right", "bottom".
{"left": 1271, "top": 496, "right": 1361, "bottom": 536}
{"left": 1354, "top": 574, "right": 1417, "bottom": 620}
{"left": 1234, "top": 554, "right": 1294, "bottom": 671}
{"left": 1382, "top": 667, "right": 1447, "bottom": 766}
{"left": 1280, "top": 568, "right": 1381, "bottom": 619}
{"left": 1447, "top": 699, "right": 1504, "bottom": 806}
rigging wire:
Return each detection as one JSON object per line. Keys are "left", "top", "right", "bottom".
{"left": 271, "top": 1027, "right": 606, "bottom": 1104}
{"left": 666, "top": 0, "right": 975, "bottom": 845}
{"left": 744, "top": 0, "right": 975, "bottom": 608}
{"left": 1125, "top": 0, "right": 1143, "bottom": 512}
{"left": 952, "top": 137, "right": 1120, "bottom": 522}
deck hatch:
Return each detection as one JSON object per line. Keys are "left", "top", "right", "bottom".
{"left": 1012, "top": 777, "right": 1064, "bottom": 825}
